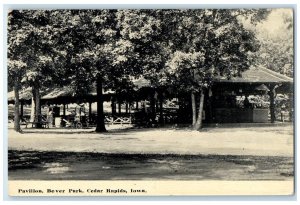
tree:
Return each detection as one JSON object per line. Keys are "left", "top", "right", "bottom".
{"left": 116, "top": 10, "right": 169, "bottom": 123}
{"left": 8, "top": 10, "right": 67, "bottom": 129}
{"left": 164, "top": 9, "right": 262, "bottom": 130}
{"left": 50, "top": 10, "right": 134, "bottom": 132}
{"left": 7, "top": 9, "right": 270, "bottom": 132}
{"left": 8, "top": 10, "right": 34, "bottom": 131}
{"left": 7, "top": 60, "right": 26, "bottom": 132}
{"left": 253, "top": 9, "right": 293, "bottom": 77}
{"left": 59, "top": 10, "right": 168, "bottom": 132}
{"left": 8, "top": 10, "right": 141, "bottom": 132}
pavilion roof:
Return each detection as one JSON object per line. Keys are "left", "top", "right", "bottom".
{"left": 41, "top": 86, "right": 77, "bottom": 100}
{"left": 7, "top": 67, "right": 293, "bottom": 103}
{"left": 7, "top": 87, "right": 32, "bottom": 102}
{"left": 214, "top": 67, "right": 293, "bottom": 84}
{"left": 132, "top": 77, "right": 151, "bottom": 89}
{"left": 8, "top": 86, "right": 116, "bottom": 103}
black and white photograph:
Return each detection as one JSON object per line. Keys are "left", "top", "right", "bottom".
{"left": 6, "top": 7, "right": 294, "bottom": 196}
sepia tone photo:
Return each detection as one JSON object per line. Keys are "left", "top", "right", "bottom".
{"left": 7, "top": 8, "right": 294, "bottom": 196}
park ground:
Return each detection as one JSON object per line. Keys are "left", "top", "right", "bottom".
{"left": 8, "top": 123, "right": 293, "bottom": 157}
{"left": 7, "top": 123, "right": 294, "bottom": 180}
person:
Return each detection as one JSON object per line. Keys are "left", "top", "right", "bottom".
{"left": 74, "top": 112, "right": 80, "bottom": 123}
{"left": 280, "top": 104, "right": 287, "bottom": 122}
{"left": 244, "top": 95, "right": 251, "bottom": 108}
{"left": 47, "top": 108, "right": 54, "bottom": 127}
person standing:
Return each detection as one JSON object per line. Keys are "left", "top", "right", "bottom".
{"left": 244, "top": 95, "right": 251, "bottom": 108}
{"left": 47, "top": 108, "right": 54, "bottom": 128}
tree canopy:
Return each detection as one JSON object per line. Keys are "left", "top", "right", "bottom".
{"left": 8, "top": 9, "right": 291, "bottom": 132}
{"left": 243, "top": 9, "right": 293, "bottom": 77}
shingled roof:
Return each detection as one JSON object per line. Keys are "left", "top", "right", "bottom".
{"left": 131, "top": 67, "right": 293, "bottom": 85}
{"left": 214, "top": 67, "right": 293, "bottom": 84}
{"left": 7, "top": 88, "right": 32, "bottom": 102}
{"left": 41, "top": 86, "right": 76, "bottom": 100}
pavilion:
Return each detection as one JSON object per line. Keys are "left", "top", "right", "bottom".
{"left": 8, "top": 66, "right": 293, "bottom": 125}
{"left": 207, "top": 66, "right": 293, "bottom": 123}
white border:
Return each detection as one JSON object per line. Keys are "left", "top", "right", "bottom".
{"left": 1, "top": 1, "right": 299, "bottom": 205}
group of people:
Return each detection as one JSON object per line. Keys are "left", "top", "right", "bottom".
{"left": 46, "top": 103, "right": 86, "bottom": 128}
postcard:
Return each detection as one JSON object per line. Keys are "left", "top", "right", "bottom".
{"left": 6, "top": 7, "right": 294, "bottom": 196}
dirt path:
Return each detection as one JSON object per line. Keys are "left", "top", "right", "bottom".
{"left": 8, "top": 125, "right": 293, "bottom": 157}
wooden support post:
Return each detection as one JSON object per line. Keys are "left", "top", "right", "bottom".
{"left": 118, "top": 102, "right": 121, "bottom": 114}
{"left": 207, "top": 88, "right": 213, "bottom": 123}
{"left": 159, "top": 97, "right": 163, "bottom": 124}
{"left": 20, "top": 101, "right": 24, "bottom": 118}
{"left": 95, "top": 75, "right": 107, "bottom": 132}
{"left": 125, "top": 102, "right": 129, "bottom": 114}
{"left": 63, "top": 104, "right": 66, "bottom": 116}
{"left": 144, "top": 100, "right": 147, "bottom": 112}
{"left": 111, "top": 98, "right": 116, "bottom": 117}
{"left": 150, "top": 94, "right": 156, "bottom": 123}
{"left": 89, "top": 102, "right": 92, "bottom": 123}
{"left": 136, "top": 101, "right": 139, "bottom": 110}
{"left": 288, "top": 93, "right": 293, "bottom": 121}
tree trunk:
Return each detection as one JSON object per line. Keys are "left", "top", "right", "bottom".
{"left": 30, "top": 97, "right": 35, "bottom": 122}
{"left": 32, "top": 84, "right": 42, "bottom": 128}
{"left": 191, "top": 91, "right": 196, "bottom": 126}
{"left": 95, "top": 75, "right": 107, "bottom": 132}
{"left": 269, "top": 85, "right": 276, "bottom": 123}
{"left": 159, "top": 97, "right": 164, "bottom": 124}
{"left": 13, "top": 81, "right": 21, "bottom": 132}
{"left": 194, "top": 89, "right": 205, "bottom": 130}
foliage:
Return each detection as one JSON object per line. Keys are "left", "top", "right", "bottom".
{"left": 250, "top": 9, "right": 293, "bottom": 77}
{"left": 8, "top": 9, "right": 280, "bottom": 131}
{"left": 164, "top": 9, "right": 261, "bottom": 92}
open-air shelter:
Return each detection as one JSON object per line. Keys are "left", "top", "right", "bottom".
{"left": 8, "top": 66, "right": 293, "bottom": 126}
{"left": 208, "top": 66, "right": 293, "bottom": 123}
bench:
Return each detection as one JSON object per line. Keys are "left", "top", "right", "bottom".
{"left": 105, "top": 116, "right": 132, "bottom": 125}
